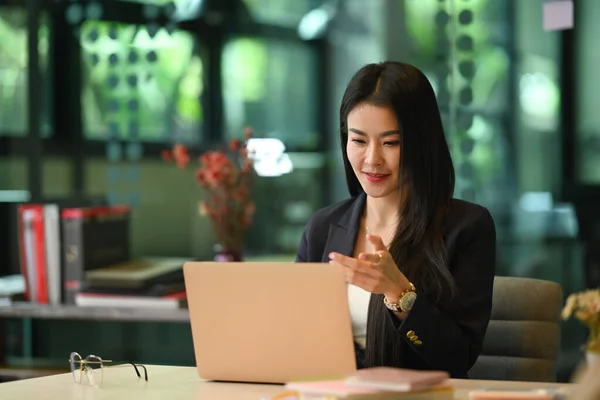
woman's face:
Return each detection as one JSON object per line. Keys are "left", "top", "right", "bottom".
{"left": 346, "top": 103, "right": 401, "bottom": 199}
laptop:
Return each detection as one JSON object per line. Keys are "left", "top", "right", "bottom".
{"left": 183, "top": 261, "right": 357, "bottom": 384}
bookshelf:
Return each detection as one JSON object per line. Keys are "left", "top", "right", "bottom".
{"left": 0, "top": 303, "right": 190, "bottom": 322}
{"left": 0, "top": 304, "right": 193, "bottom": 382}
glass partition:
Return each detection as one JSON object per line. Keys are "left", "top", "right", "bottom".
{"left": 79, "top": 21, "right": 205, "bottom": 144}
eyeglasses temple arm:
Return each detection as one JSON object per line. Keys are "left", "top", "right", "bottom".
{"left": 127, "top": 362, "right": 141, "bottom": 379}
{"left": 138, "top": 364, "right": 148, "bottom": 382}
{"left": 127, "top": 362, "right": 148, "bottom": 382}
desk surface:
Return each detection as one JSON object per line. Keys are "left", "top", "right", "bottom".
{"left": 0, "top": 365, "right": 575, "bottom": 400}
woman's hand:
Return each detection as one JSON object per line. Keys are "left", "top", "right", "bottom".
{"left": 329, "top": 234, "right": 411, "bottom": 301}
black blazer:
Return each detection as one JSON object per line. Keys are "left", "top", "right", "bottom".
{"left": 295, "top": 192, "right": 496, "bottom": 378}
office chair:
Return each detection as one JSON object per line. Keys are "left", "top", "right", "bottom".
{"left": 469, "top": 276, "right": 563, "bottom": 382}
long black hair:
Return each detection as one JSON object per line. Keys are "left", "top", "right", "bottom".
{"left": 339, "top": 61, "right": 457, "bottom": 368}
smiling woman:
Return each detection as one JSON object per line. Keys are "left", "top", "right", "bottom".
{"left": 295, "top": 61, "right": 497, "bottom": 379}
{"left": 346, "top": 105, "right": 402, "bottom": 200}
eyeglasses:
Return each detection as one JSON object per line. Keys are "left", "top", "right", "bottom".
{"left": 69, "top": 352, "right": 148, "bottom": 387}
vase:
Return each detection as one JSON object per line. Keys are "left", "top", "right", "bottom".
{"left": 586, "top": 350, "right": 600, "bottom": 367}
{"left": 213, "top": 245, "right": 243, "bottom": 262}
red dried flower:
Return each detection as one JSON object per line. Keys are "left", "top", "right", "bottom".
{"left": 163, "top": 127, "right": 256, "bottom": 252}
{"left": 230, "top": 138, "right": 241, "bottom": 151}
{"left": 161, "top": 149, "right": 173, "bottom": 161}
{"left": 173, "top": 144, "right": 190, "bottom": 169}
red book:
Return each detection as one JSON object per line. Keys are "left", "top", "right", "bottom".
{"left": 17, "top": 204, "right": 48, "bottom": 304}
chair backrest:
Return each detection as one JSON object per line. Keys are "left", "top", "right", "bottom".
{"left": 468, "top": 276, "right": 563, "bottom": 382}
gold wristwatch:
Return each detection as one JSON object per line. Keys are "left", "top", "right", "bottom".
{"left": 383, "top": 282, "right": 417, "bottom": 313}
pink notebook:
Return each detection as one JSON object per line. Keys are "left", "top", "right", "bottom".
{"left": 285, "top": 380, "right": 382, "bottom": 397}
{"left": 285, "top": 378, "right": 453, "bottom": 399}
{"left": 345, "top": 367, "right": 450, "bottom": 392}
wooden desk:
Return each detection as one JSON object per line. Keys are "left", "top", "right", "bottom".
{"left": 0, "top": 364, "right": 574, "bottom": 400}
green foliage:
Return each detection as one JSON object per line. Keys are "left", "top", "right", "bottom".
{"left": 80, "top": 21, "right": 203, "bottom": 142}
{"left": 403, "top": 0, "right": 510, "bottom": 199}
{"left": 243, "top": 0, "right": 315, "bottom": 26}
{"left": 223, "top": 38, "right": 268, "bottom": 103}
{"left": 0, "top": 9, "right": 28, "bottom": 134}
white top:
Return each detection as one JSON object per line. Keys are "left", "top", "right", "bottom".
{"left": 347, "top": 283, "right": 371, "bottom": 347}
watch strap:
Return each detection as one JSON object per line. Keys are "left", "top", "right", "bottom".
{"left": 383, "top": 282, "right": 417, "bottom": 312}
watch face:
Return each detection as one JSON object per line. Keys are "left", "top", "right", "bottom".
{"left": 400, "top": 291, "right": 417, "bottom": 312}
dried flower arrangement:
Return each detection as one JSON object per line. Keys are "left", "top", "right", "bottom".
{"left": 562, "top": 288, "right": 600, "bottom": 353}
{"left": 162, "top": 127, "right": 255, "bottom": 259}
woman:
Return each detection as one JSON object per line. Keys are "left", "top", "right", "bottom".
{"left": 295, "top": 61, "right": 496, "bottom": 379}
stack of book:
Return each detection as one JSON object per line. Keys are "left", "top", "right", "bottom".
{"left": 75, "top": 257, "right": 189, "bottom": 309}
{"left": 17, "top": 202, "right": 129, "bottom": 305}
{"left": 16, "top": 201, "right": 189, "bottom": 309}
{"left": 278, "top": 367, "right": 453, "bottom": 400}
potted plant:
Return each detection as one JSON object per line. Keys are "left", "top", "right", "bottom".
{"left": 562, "top": 288, "right": 600, "bottom": 366}
{"left": 162, "top": 127, "right": 255, "bottom": 261}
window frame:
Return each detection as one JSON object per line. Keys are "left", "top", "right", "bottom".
{"left": 0, "top": 0, "right": 329, "bottom": 203}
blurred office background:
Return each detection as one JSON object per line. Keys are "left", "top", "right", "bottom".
{"left": 0, "top": 0, "right": 598, "bottom": 383}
